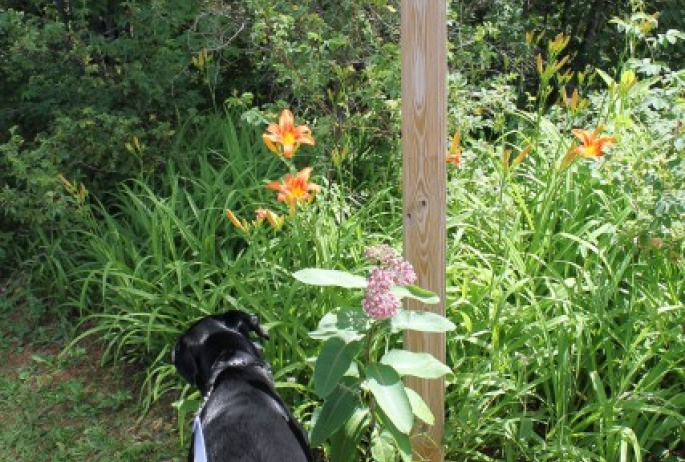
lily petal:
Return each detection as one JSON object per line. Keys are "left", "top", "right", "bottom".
{"left": 263, "top": 134, "right": 280, "bottom": 153}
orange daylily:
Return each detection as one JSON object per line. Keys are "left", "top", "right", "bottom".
{"left": 226, "top": 208, "right": 286, "bottom": 232}
{"left": 563, "top": 126, "right": 616, "bottom": 167}
{"left": 263, "top": 109, "right": 315, "bottom": 159}
{"left": 447, "top": 132, "right": 461, "bottom": 166}
{"left": 267, "top": 167, "right": 321, "bottom": 209}
{"left": 572, "top": 127, "right": 616, "bottom": 159}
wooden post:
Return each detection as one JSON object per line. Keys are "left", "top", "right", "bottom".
{"left": 401, "top": 1, "right": 447, "bottom": 461}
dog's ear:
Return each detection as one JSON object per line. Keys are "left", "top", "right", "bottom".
{"left": 171, "top": 336, "right": 200, "bottom": 389}
{"left": 217, "top": 310, "right": 269, "bottom": 340}
{"left": 243, "top": 312, "right": 270, "bottom": 340}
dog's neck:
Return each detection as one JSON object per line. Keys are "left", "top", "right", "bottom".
{"left": 198, "top": 351, "right": 289, "bottom": 426}
{"left": 203, "top": 350, "right": 271, "bottom": 399}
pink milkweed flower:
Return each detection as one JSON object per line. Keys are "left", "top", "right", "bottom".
{"left": 362, "top": 245, "right": 417, "bottom": 320}
{"left": 362, "top": 290, "right": 401, "bottom": 321}
{"left": 364, "top": 245, "right": 417, "bottom": 285}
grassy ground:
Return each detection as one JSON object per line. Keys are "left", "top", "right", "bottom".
{"left": 0, "top": 285, "right": 184, "bottom": 462}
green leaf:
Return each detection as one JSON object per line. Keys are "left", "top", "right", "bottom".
{"left": 595, "top": 68, "right": 615, "bottom": 87}
{"left": 172, "top": 394, "right": 202, "bottom": 445}
{"left": 371, "top": 430, "right": 396, "bottom": 462}
{"left": 376, "top": 407, "right": 413, "bottom": 462}
{"left": 309, "top": 379, "right": 361, "bottom": 447}
{"left": 171, "top": 394, "right": 202, "bottom": 414}
{"left": 293, "top": 268, "right": 367, "bottom": 289}
{"left": 405, "top": 388, "right": 435, "bottom": 425}
{"left": 309, "top": 307, "right": 370, "bottom": 342}
{"left": 390, "top": 309, "right": 456, "bottom": 333}
{"left": 390, "top": 285, "right": 440, "bottom": 304}
{"left": 315, "top": 338, "right": 363, "bottom": 398}
{"left": 329, "top": 408, "right": 370, "bottom": 462}
{"left": 365, "top": 363, "right": 413, "bottom": 434}
{"left": 380, "top": 349, "right": 452, "bottom": 379}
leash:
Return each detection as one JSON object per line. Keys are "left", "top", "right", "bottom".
{"left": 193, "top": 414, "right": 208, "bottom": 462}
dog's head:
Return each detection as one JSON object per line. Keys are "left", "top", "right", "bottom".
{"left": 172, "top": 310, "right": 269, "bottom": 395}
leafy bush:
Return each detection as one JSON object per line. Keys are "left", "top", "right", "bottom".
{"left": 0, "top": 1, "right": 205, "bottom": 269}
{"left": 444, "top": 133, "right": 685, "bottom": 461}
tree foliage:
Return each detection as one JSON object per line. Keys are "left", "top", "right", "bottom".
{"left": 1, "top": 0, "right": 683, "bottom": 266}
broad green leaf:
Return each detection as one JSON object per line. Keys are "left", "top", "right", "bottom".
{"left": 390, "top": 309, "right": 456, "bottom": 333}
{"left": 377, "top": 407, "right": 413, "bottom": 462}
{"left": 371, "top": 430, "right": 396, "bottom": 462}
{"left": 405, "top": 388, "right": 435, "bottom": 425}
{"left": 309, "top": 380, "right": 361, "bottom": 447}
{"left": 309, "top": 307, "right": 370, "bottom": 342}
{"left": 293, "top": 268, "right": 367, "bottom": 289}
{"left": 380, "top": 349, "right": 452, "bottom": 379}
{"left": 390, "top": 285, "right": 440, "bottom": 304}
{"left": 315, "top": 338, "right": 362, "bottom": 398}
{"left": 171, "top": 396, "right": 201, "bottom": 414}
{"left": 365, "top": 363, "right": 413, "bottom": 434}
{"left": 329, "top": 408, "right": 370, "bottom": 462}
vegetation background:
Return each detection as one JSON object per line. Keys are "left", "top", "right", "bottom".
{"left": 1, "top": 0, "right": 684, "bottom": 461}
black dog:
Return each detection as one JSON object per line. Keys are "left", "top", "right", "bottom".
{"left": 172, "top": 310, "right": 312, "bottom": 462}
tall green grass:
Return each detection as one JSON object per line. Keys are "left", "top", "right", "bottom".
{"left": 63, "top": 112, "right": 402, "bottom": 411}
{"left": 442, "top": 114, "right": 685, "bottom": 461}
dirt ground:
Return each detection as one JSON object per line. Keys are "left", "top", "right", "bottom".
{"left": 0, "top": 284, "right": 185, "bottom": 462}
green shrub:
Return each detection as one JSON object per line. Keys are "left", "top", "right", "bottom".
{"left": 0, "top": 1, "right": 204, "bottom": 269}
{"left": 444, "top": 134, "right": 685, "bottom": 460}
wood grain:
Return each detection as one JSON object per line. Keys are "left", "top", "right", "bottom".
{"left": 401, "top": 1, "right": 447, "bottom": 461}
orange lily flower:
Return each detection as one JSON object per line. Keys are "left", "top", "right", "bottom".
{"left": 263, "top": 109, "right": 315, "bottom": 159}
{"left": 447, "top": 132, "right": 461, "bottom": 166}
{"left": 267, "top": 167, "right": 321, "bottom": 209}
{"left": 571, "top": 127, "right": 616, "bottom": 159}
{"left": 563, "top": 127, "right": 616, "bottom": 167}
{"left": 502, "top": 145, "right": 531, "bottom": 172}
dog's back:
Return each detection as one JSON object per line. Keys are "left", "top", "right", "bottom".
{"left": 200, "top": 376, "right": 310, "bottom": 462}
